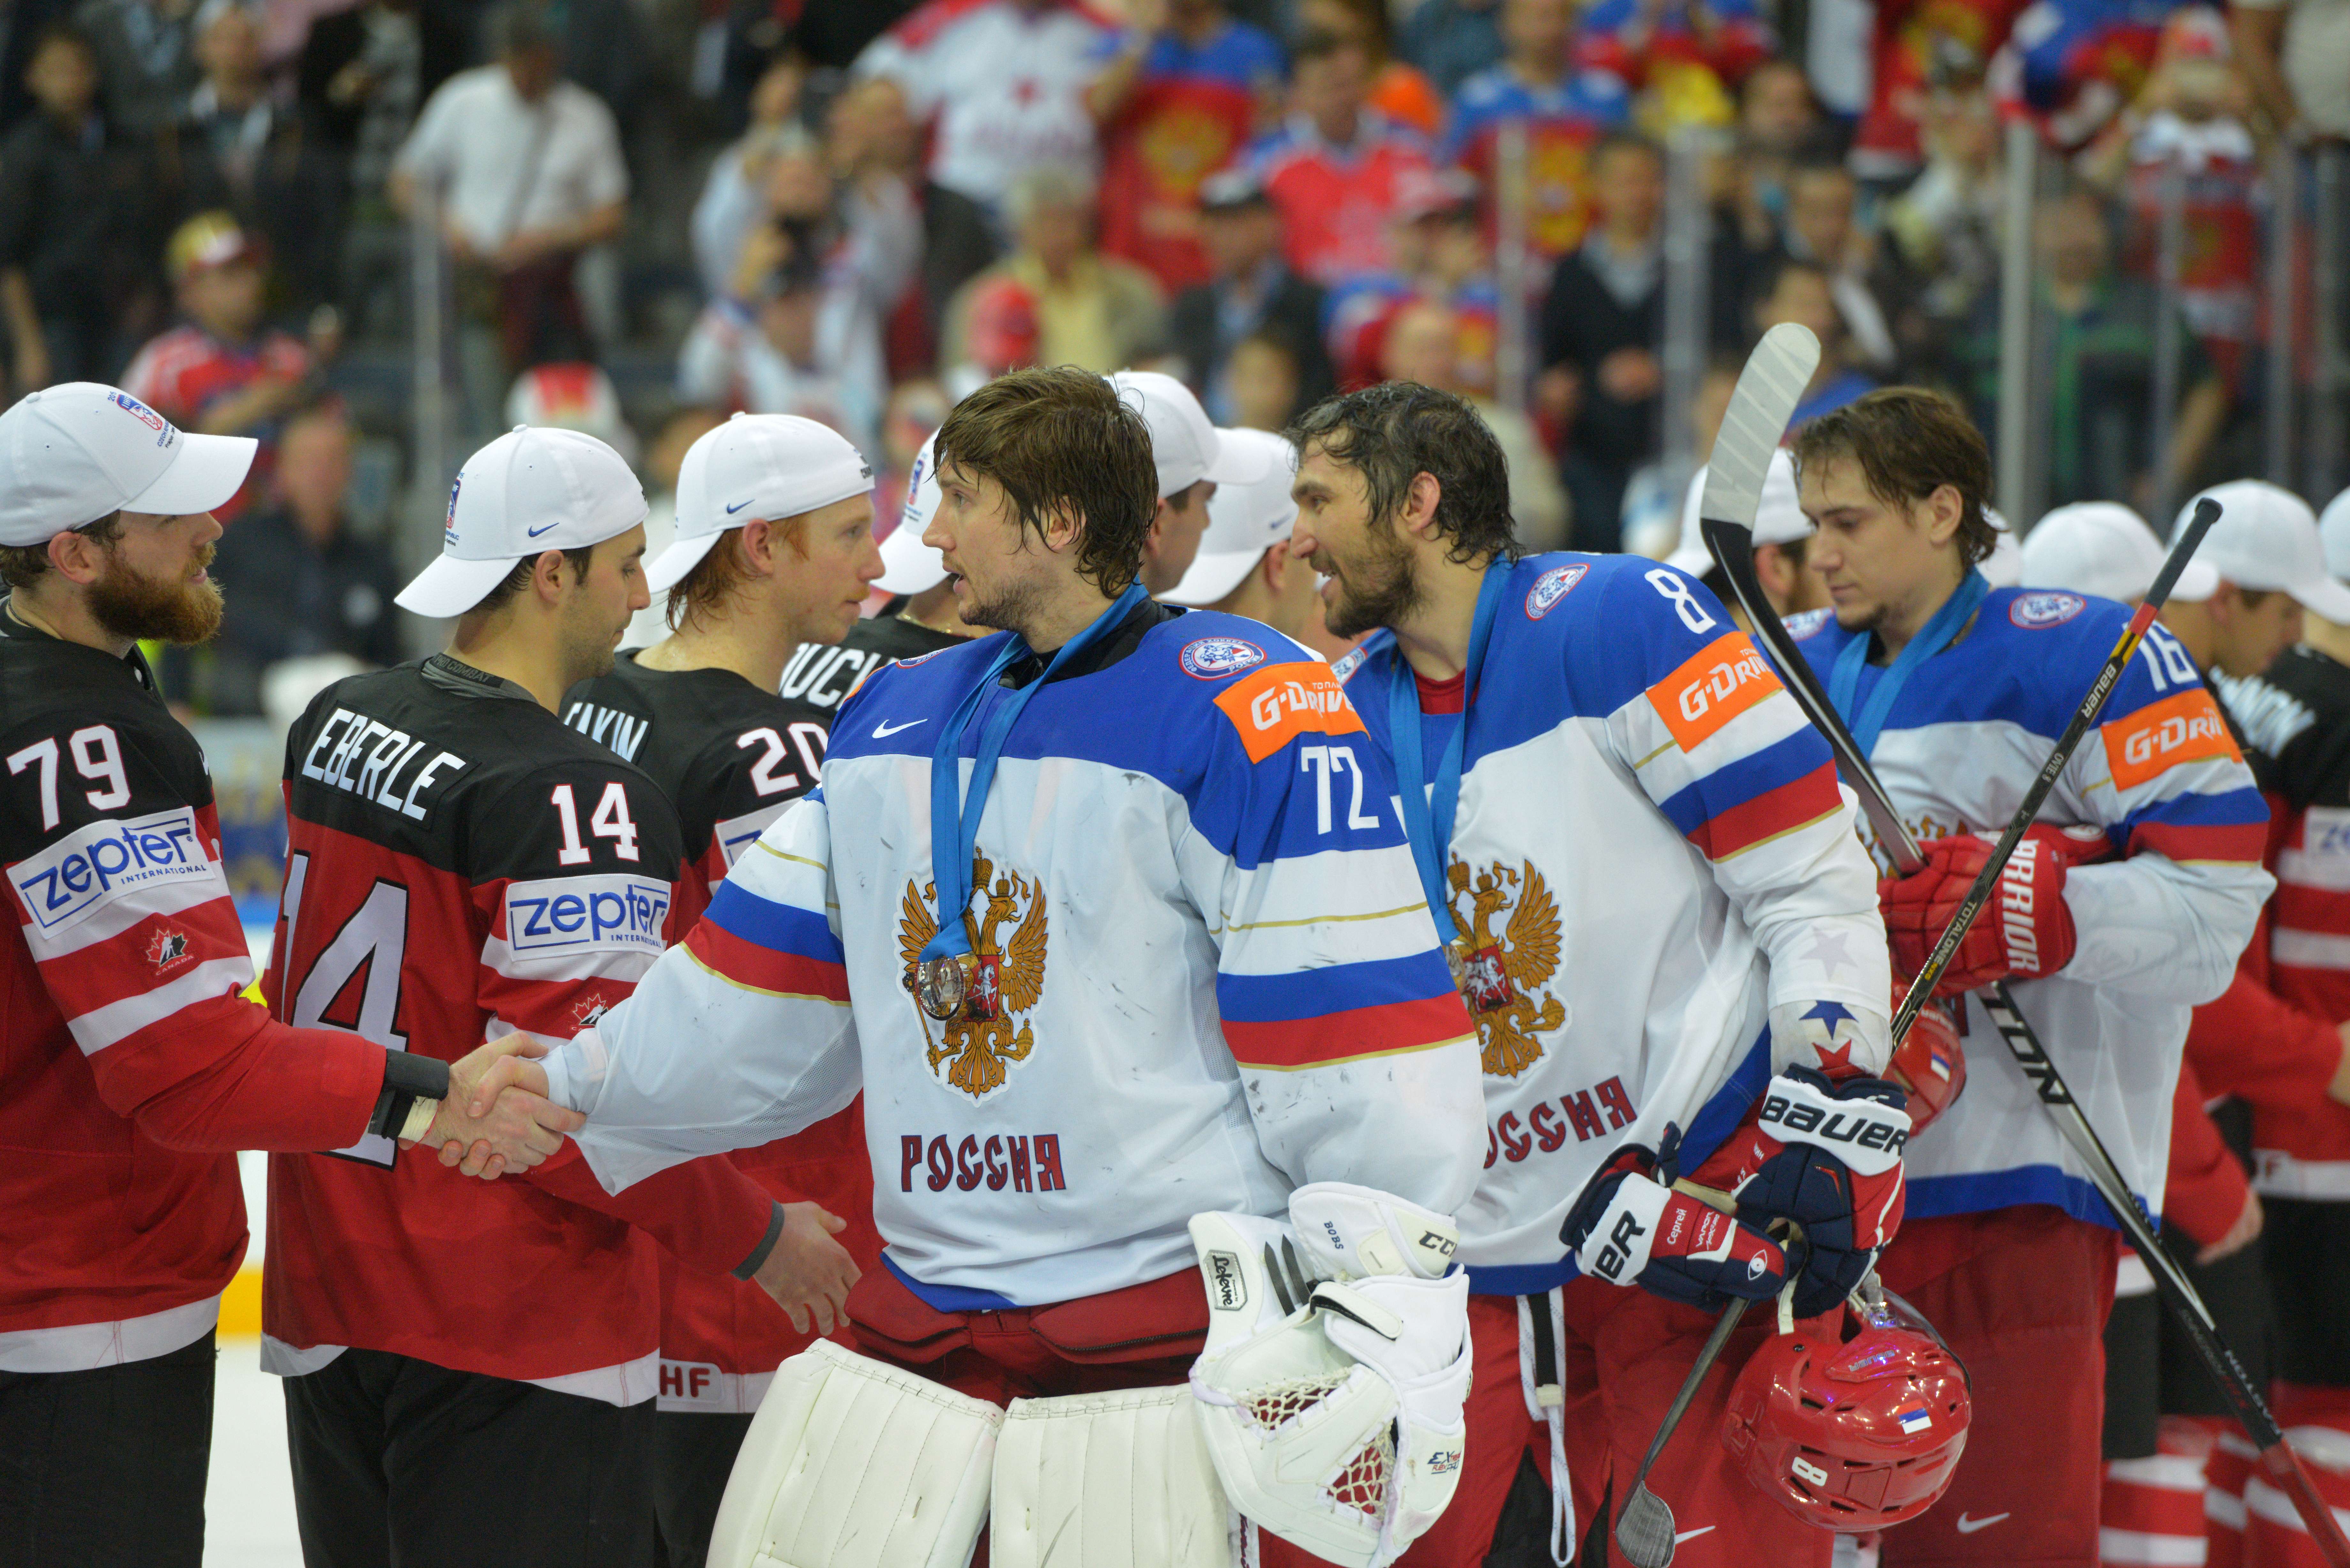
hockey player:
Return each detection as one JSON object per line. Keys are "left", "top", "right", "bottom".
{"left": 558, "top": 414, "right": 886, "bottom": 1568}
{"left": 263, "top": 425, "right": 814, "bottom": 1567}
{"left": 1291, "top": 381, "right": 1906, "bottom": 1568}
{"left": 1788, "top": 388, "right": 2270, "bottom": 1568}
{"left": 1661, "top": 446, "right": 1823, "bottom": 629}
{"left": 0, "top": 385, "right": 567, "bottom": 1567}
{"left": 1115, "top": 369, "right": 1274, "bottom": 593}
{"left": 475, "top": 366, "right": 1488, "bottom": 1568}
{"left": 1157, "top": 427, "right": 1327, "bottom": 649}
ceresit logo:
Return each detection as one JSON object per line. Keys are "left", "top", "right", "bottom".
{"left": 11, "top": 807, "right": 214, "bottom": 937}
{"left": 1785, "top": 607, "right": 1833, "bottom": 641}
{"left": 1650, "top": 631, "right": 1783, "bottom": 751}
{"left": 1178, "top": 635, "right": 1267, "bottom": 679}
{"left": 2010, "top": 591, "right": 2086, "bottom": 629}
{"left": 2103, "top": 688, "right": 2241, "bottom": 790}
{"left": 1213, "top": 660, "right": 1365, "bottom": 763}
{"left": 1524, "top": 563, "right": 1588, "bottom": 619}
{"left": 504, "top": 874, "right": 671, "bottom": 955}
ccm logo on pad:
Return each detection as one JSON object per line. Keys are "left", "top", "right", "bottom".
{"left": 1214, "top": 661, "right": 1365, "bottom": 763}
{"left": 2103, "top": 689, "right": 2240, "bottom": 791}
{"left": 12, "top": 807, "right": 214, "bottom": 936}
{"left": 504, "top": 874, "right": 670, "bottom": 955}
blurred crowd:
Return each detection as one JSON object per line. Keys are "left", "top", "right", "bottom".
{"left": 0, "top": 0, "right": 2335, "bottom": 712}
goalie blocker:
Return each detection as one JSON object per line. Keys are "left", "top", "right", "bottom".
{"left": 703, "top": 1184, "right": 1473, "bottom": 1568}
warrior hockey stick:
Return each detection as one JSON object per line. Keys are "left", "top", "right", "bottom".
{"left": 1695, "top": 376, "right": 2350, "bottom": 1565}
{"left": 1615, "top": 1297, "right": 1750, "bottom": 1568}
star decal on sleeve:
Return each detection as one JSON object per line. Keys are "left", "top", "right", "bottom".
{"left": 1801, "top": 999, "right": 1858, "bottom": 1035}
{"left": 1799, "top": 929, "right": 1858, "bottom": 980}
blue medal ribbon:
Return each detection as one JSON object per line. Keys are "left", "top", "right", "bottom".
{"left": 1827, "top": 568, "right": 1990, "bottom": 759}
{"left": 920, "top": 582, "right": 1149, "bottom": 961}
{"left": 1387, "top": 564, "right": 1512, "bottom": 946}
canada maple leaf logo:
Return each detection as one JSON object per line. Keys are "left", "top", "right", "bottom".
{"left": 145, "top": 929, "right": 192, "bottom": 972}
{"left": 571, "top": 992, "right": 615, "bottom": 1029}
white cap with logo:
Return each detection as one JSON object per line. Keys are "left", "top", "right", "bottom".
{"left": 1664, "top": 448, "right": 1808, "bottom": 578}
{"left": 651, "top": 413, "right": 874, "bottom": 593}
{"left": 0, "top": 382, "right": 256, "bottom": 546}
{"left": 1161, "top": 430, "right": 1300, "bottom": 607}
{"left": 2170, "top": 480, "right": 2350, "bottom": 621}
{"left": 876, "top": 432, "right": 949, "bottom": 595}
{"left": 2318, "top": 485, "right": 2350, "bottom": 590}
{"left": 394, "top": 426, "right": 649, "bottom": 619}
{"left": 2021, "top": 501, "right": 2218, "bottom": 604}
{"left": 1110, "top": 371, "right": 1274, "bottom": 498}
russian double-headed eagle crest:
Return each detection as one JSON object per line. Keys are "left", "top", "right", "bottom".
{"left": 898, "top": 854, "right": 1048, "bottom": 1100}
{"left": 1446, "top": 857, "right": 1566, "bottom": 1079}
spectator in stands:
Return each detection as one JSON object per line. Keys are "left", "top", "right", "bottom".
{"left": 72, "top": 0, "right": 196, "bottom": 134}
{"left": 0, "top": 20, "right": 161, "bottom": 390}
{"left": 2232, "top": 0, "right": 2350, "bottom": 138}
{"left": 1722, "top": 57, "right": 1825, "bottom": 253}
{"left": 1322, "top": 169, "right": 1507, "bottom": 393}
{"left": 1296, "top": 0, "right": 1444, "bottom": 135}
{"left": 1961, "top": 185, "right": 2229, "bottom": 509}
{"left": 206, "top": 399, "right": 403, "bottom": 715}
{"left": 1172, "top": 167, "right": 1332, "bottom": 422}
{"left": 826, "top": 74, "right": 998, "bottom": 367}
{"left": 297, "top": 0, "right": 468, "bottom": 189}
{"left": 1574, "top": 0, "right": 1775, "bottom": 112}
{"left": 0, "top": 0, "right": 76, "bottom": 135}
{"left": 941, "top": 164, "right": 1167, "bottom": 376}
{"left": 691, "top": 55, "right": 806, "bottom": 300}
{"left": 1251, "top": 27, "right": 1434, "bottom": 285}
{"left": 161, "top": 0, "right": 344, "bottom": 315}
{"left": 1538, "top": 131, "right": 1665, "bottom": 551}
{"left": 1221, "top": 328, "right": 1305, "bottom": 432}
{"left": 852, "top": 0, "right": 1118, "bottom": 217}
{"left": 388, "top": 0, "right": 626, "bottom": 382}
{"left": 1379, "top": 296, "right": 1569, "bottom": 547}
{"left": 678, "top": 252, "right": 867, "bottom": 444}
{"left": 1443, "top": 0, "right": 1630, "bottom": 266}
{"left": 1779, "top": 159, "right": 1919, "bottom": 376}
{"left": 1397, "top": 0, "right": 1504, "bottom": 97}
{"left": 1752, "top": 256, "right": 1879, "bottom": 424}
{"left": 120, "top": 211, "right": 318, "bottom": 518}
{"left": 1088, "top": 0, "right": 1283, "bottom": 294}
{"left": 1884, "top": 66, "right": 2006, "bottom": 333}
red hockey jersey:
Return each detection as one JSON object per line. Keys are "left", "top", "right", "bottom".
{"left": 262, "top": 655, "right": 779, "bottom": 1402}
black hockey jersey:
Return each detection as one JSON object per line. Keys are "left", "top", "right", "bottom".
{"left": 772, "top": 609, "right": 971, "bottom": 736}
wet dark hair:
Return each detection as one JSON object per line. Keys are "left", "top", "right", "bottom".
{"left": 1792, "top": 387, "right": 1998, "bottom": 566}
{"left": 1286, "top": 381, "right": 1517, "bottom": 565}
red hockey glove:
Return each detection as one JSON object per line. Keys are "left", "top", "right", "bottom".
{"left": 1562, "top": 1138, "right": 1790, "bottom": 1310}
{"left": 1879, "top": 825, "right": 2110, "bottom": 998}
{"left": 1688, "top": 1067, "right": 1911, "bottom": 1317}
{"left": 1885, "top": 973, "right": 1966, "bottom": 1136}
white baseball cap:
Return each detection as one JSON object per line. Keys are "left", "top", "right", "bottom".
{"left": 2317, "top": 485, "right": 2350, "bottom": 588}
{"left": 2021, "top": 501, "right": 2218, "bottom": 604}
{"left": 876, "top": 432, "right": 949, "bottom": 595}
{"left": 0, "top": 382, "right": 255, "bottom": 547}
{"left": 2170, "top": 480, "right": 2350, "bottom": 621}
{"left": 1161, "top": 430, "right": 1300, "bottom": 607}
{"left": 650, "top": 413, "right": 874, "bottom": 593}
{"left": 1110, "top": 371, "right": 1274, "bottom": 498}
{"left": 394, "top": 426, "right": 648, "bottom": 618}
{"left": 1664, "top": 449, "right": 1809, "bottom": 577}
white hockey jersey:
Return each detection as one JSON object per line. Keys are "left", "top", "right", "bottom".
{"left": 1338, "top": 554, "right": 1892, "bottom": 1293}
{"left": 1788, "top": 583, "right": 2271, "bottom": 1223}
{"left": 544, "top": 605, "right": 1487, "bottom": 1308}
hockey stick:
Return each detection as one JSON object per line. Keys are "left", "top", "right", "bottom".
{"left": 1697, "top": 344, "right": 2350, "bottom": 1564}
{"left": 1614, "top": 1297, "right": 1750, "bottom": 1568}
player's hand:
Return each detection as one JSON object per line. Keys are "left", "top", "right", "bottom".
{"left": 1562, "top": 1139, "right": 1789, "bottom": 1309}
{"left": 2195, "top": 1189, "right": 2264, "bottom": 1266}
{"left": 752, "top": 1203, "right": 861, "bottom": 1336}
{"left": 417, "top": 1034, "right": 580, "bottom": 1179}
{"left": 1879, "top": 825, "right": 2107, "bottom": 996}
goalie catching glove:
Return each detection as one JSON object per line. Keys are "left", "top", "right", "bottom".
{"left": 1880, "top": 824, "right": 2111, "bottom": 997}
{"left": 1187, "top": 1183, "right": 1472, "bottom": 1568}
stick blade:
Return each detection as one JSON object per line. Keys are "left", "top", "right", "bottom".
{"left": 1700, "top": 322, "right": 1820, "bottom": 538}
{"left": 1615, "top": 1484, "right": 1679, "bottom": 1568}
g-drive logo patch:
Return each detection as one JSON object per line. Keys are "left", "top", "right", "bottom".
{"left": 13, "top": 808, "right": 213, "bottom": 936}
{"left": 505, "top": 874, "right": 670, "bottom": 956}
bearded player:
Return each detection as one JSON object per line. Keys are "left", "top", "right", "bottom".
{"left": 1789, "top": 389, "right": 2269, "bottom": 1568}
{"left": 476, "top": 367, "right": 1488, "bottom": 1567}
{"left": 1291, "top": 380, "right": 1908, "bottom": 1567}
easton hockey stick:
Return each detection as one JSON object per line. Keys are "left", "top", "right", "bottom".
{"left": 1696, "top": 348, "right": 2350, "bottom": 1564}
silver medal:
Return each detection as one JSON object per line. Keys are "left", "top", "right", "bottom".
{"left": 917, "top": 953, "right": 971, "bottom": 1021}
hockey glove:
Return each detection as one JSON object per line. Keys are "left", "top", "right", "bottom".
{"left": 1561, "top": 1138, "right": 1789, "bottom": 1310}
{"left": 1879, "top": 825, "right": 2109, "bottom": 997}
{"left": 1687, "top": 1067, "right": 1911, "bottom": 1317}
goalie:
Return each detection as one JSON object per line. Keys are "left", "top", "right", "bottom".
{"left": 473, "top": 367, "right": 1489, "bottom": 1568}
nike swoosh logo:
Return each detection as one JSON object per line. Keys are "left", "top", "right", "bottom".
{"left": 726, "top": 499, "right": 755, "bottom": 514}
{"left": 1954, "top": 1513, "right": 2010, "bottom": 1535}
{"left": 872, "top": 718, "right": 928, "bottom": 738}
{"left": 1674, "top": 1527, "right": 1716, "bottom": 1545}
{"left": 526, "top": 522, "right": 561, "bottom": 537}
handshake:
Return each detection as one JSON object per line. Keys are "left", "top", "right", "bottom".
{"left": 397, "top": 1033, "right": 572, "bottom": 1179}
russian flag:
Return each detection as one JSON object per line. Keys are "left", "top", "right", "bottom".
{"left": 1897, "top": 1405, "right": 1933, "bottom": 1435}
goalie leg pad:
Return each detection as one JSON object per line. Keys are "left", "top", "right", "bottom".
{"left": 706, "top": 1338, "right": 1002, "bottom": 1568}
{"left": 991, "top": 1385, "right": 1238, "bottom": 1568}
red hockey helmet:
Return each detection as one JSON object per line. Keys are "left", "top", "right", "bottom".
{"left": 1884, "top": 978, "right": 1966, "bottom": 1135}
{"left": 1722, "top": 1292, "right": 1972, "bottom": 1531}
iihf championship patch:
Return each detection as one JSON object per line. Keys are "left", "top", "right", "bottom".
{"left": 1784, "top": 608, "right": 1833, "bottom": 640}
{"left": 1523, "top": 564, "right": 1588, "bottom": 620}
{"left": 1896, "top": 1405, "right": 1933, "bottom": 1435}
{"left": 2009, "top": 591, "right": 2086, "bottom": 629}
{"left": 1179, "top": 636, "right": 1268, "bottom": 679}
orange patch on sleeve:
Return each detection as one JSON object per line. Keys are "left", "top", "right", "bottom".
{"left": 2103, "top": 688, "right": 2243, "bottom": 791}
{"left": 1648, "top": 632, "right": 1785, "bottom": 752}
{"left": 1214, "top": 661, "right": 1367, "bottom": 763}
